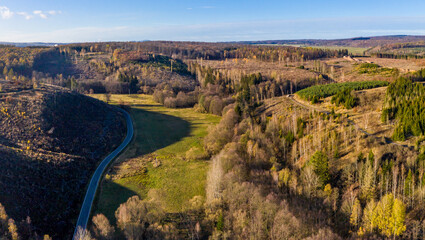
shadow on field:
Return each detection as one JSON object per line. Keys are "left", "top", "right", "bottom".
{"left": 94, "top": 180, "right": 139, "bottom": 224}
{"left": 95, "top": 107, "right": 192, "bottom": 223}
{"left": 130, "top": 108, "right": 191, "bottom": 156}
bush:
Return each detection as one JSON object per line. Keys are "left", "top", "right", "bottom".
{"left": 185, "top": 147, "right": 208, "bottom": 160}
{"left": 153, "top": 89, "right": 174, "bottom": 104}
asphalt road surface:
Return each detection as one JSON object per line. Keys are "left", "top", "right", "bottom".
{"left": 73, "top": 108, "right": 133, "bottom": 239}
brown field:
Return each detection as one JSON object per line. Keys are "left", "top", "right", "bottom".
{"left": 255, "top": 95, "right": 311, "bottom": 118}
{"left": 199, "top": 57, "right": 402, "bottom": 84}
{"left": 192, "top": 59, "right": 321, "bottom": 82}
{"left": 310, "top": 58, "right": 397, "bottom": 82}
{"left": 357, "top": 57, "right": 425, "bottom": 72}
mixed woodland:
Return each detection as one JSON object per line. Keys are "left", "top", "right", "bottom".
{"left": 2, "top": 40, "right": 425, "bottom": 239}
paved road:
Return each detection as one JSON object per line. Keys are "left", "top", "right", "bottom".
{"left": 73, "top": 108, "right": 133, "bottom": 239}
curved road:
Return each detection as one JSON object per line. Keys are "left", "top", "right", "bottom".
{"left": 73, "top": 108, "right": 133, "bottom": 239}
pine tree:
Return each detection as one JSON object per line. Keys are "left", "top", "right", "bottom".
{"left": 309, "top": 151, "right": 330, "bottom": 187}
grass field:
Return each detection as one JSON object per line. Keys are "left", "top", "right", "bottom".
{"left": 89, "top": 94, "right": 220, "bottom": 224}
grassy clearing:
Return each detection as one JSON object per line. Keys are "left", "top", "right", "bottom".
{"left": 90, "top": 94, "right": 220, "bottom": 223}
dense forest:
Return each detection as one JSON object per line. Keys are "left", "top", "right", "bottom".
{"left": 382, "top": 77, "right": 425, "bottom": 140}
{"left": 2, "top": 42, "right": 337, "bottom": 117}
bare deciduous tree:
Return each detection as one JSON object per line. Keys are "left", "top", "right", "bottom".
{"left": 92, "top": 214, "right": 115, "bottom": 240}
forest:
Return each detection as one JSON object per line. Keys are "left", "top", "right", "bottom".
{"left": 382, "top": 77, "right": 425, "bottom": 140}
{"left": 2, "top": 40, "right": 425, "bottom": 239}
{"left": 78, "top": 43, "right": 425, "bottom": 239}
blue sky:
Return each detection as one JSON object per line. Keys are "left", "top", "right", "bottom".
{"left": 1, "top": 0, "right": 425, "bottom": 42}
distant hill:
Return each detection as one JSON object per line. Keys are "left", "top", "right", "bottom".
{"left": 0, "top": 42, "right": 60, "bottom": 47}
{"left": 4, "top": 36, "right": 425, "bottom": 48}
{"left": 238, "top": 35, "right": 425, "bottom": 48}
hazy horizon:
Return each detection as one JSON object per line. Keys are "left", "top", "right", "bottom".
{"left": 1, "top": 0, "right": 425, "bottom": 42}
{"left": 2, "top": 33, "right": 425, "bottom": 45}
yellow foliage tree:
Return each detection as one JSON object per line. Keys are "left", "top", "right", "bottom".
{"left": 359, "top": 199, "right": 376, "bottom": 236}
{"left": 350, "top": 198, "right": 362, "bottom": 229}
{"left": 358, "top": 194, "right": 406, "bottom": 238}
{"left": 391, "top": 198, "right": 407, "bottom": 237}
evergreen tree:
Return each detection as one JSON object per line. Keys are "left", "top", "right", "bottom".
{"left": 309, "top": 151, "right": 330, "bottom": 187}
{"left": 404, "top": 169, "right": 413, "bottom": 197}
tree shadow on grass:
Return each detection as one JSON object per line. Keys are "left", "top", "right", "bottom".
{"left": 129, "top": 108, "right": 191, "bottom": 156}
{"left": 92, "top": 180, "right": 139, "bottom": 226}
{"left": 94, "top": 107, "right": 192, "bottom": 224}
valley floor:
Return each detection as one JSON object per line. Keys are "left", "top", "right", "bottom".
{"left": 89, "top": 94, "right": 220, "bottom": 237}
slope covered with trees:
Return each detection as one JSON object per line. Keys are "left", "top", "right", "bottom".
{"left": 197, "top": 98, "right": 422, "bottom": 239}
{"left": 382, "top": 77, "right": 425, "bottom": 140}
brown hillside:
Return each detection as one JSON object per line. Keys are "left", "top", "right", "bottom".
{"left": 0, "top": 83, "right": 126, "bottom": 238}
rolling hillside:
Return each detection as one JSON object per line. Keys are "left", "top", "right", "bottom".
{"left": 0, "top": 83, "right": 126, "bottom": 239}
